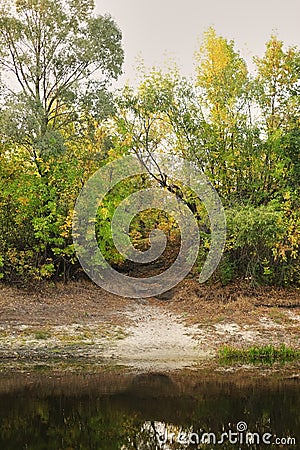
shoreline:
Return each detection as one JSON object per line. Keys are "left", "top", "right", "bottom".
{"left": 0, "top": 279, "right": 299, "bottom": 373}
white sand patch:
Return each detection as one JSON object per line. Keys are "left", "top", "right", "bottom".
{"left": 214, "top": 323, "right": 241, "bottom": 334}
{"left": 106, "top": 304, "right": 211, "bottom": 370}
{"left": 259, "top": 317, "right": 283, "bottom": 329}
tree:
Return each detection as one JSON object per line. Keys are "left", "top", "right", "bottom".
{"left": 254, "top": 34, "right": 300, "bottom": 134}
{"left": 253, "top": 35, "right": 300, "bottom": 196}
{"left": 195, "top": 28, "right": 256, "bottom": 201}
{"left": 0, "top": 0, "right": 124, "bottom": 171}
{"left": 196, "top": 28, "right": 248, "bottom": 119}
{"left": 0, "top": 0, "right": 124, "bottom": 282}
{"left": 114, "top": 67, "right": 211, "bottom": 218}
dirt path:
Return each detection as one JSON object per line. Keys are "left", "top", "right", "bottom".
{"left": 105, "top": 302, "right": 211, "bottom": 370}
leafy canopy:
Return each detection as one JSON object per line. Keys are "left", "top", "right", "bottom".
{"left": 0, "top": 0, "right": 124, "bottom": 161}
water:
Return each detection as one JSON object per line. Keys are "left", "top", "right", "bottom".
{"left": 0, "top": 370, "right": 299, "bottom": 449}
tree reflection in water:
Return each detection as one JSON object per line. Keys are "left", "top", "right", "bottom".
{"left": 0, "top": 371, "right": 298, "bottom": 449}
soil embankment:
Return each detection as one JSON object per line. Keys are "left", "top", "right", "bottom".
{"left": 0, "top": 280, "right": 299, "bottom": 371}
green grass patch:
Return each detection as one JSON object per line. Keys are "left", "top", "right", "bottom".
{"left": 219, "top": 344, "right": 300, "bottom": 364}
{"left": 34, "top": 330, "right": 52, "bottom": 340}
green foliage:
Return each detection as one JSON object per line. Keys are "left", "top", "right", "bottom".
{"left": 0, "top": 0, "right": 124, "bottom": 282}
{"left": 253, "top": 34, "right": 300, "bottom": 134}
{"left": 0, "top": 15, "right": 300, "bottom": 286}
{"left": 0, "top": 149, "right": 75, "bottom": 281}
{"left": 217, "top": 203, "right": 300, "bottom": 285}
{"left": 219, "top": 344, "right": 300, "bottom": 364}
{"left": 0, "top": 0, "right": 123, "bottom": 162}
{"left": 34, "top": 330, "right": 52, "bottom": 340}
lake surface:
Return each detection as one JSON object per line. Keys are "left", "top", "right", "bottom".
{"left": 0, "top": 369, "right": 299, "bottom": 449}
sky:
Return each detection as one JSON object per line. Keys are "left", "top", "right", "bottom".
{"left": 95, "top": 0, "right": 300, "bottom": 85}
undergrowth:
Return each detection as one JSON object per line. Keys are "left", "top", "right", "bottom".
{"left": 219, "top": 344, "right": 300, "bottom": 364}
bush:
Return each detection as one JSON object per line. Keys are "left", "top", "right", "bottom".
{"left": 217, "top": 201, "right": 300, "bottom": 286}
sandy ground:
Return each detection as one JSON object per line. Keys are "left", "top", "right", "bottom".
{"left": 106, "top": 302, "right": 211, "bottom": 370}
{"left": 0, "top": 280, "right": 299, "bottom": 371}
